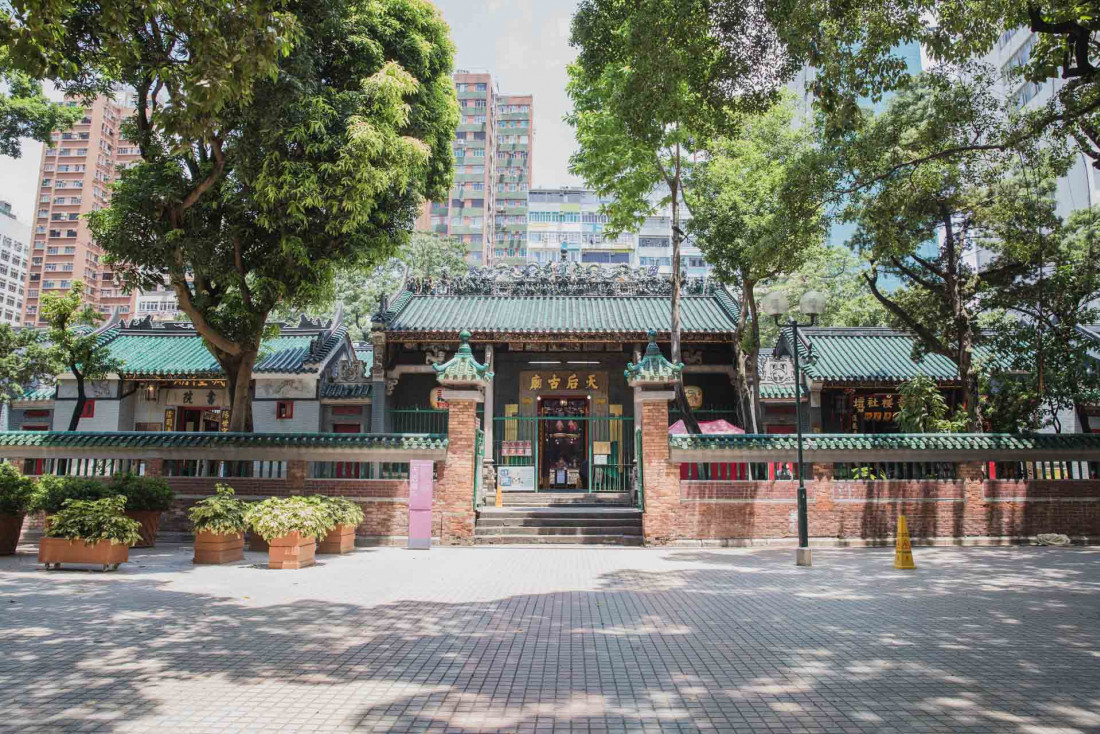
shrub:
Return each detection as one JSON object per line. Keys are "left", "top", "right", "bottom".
{"left": 309, "top": 495, "right": 365, "bottom": 528}
{"left": 245, "top": 496, "right": 336, "bottom": 541}
{"left": 188, "top": 484, "right": 249, "bottom": 535}
{"left": 33, "top": 476, "right": 113, "bottom": 514}
{"left": 44, "top": 495, "right": 143, "bottom": 546}
{"left": 110, "top": 473, "right": 175, "bottom": 511}
{"left": 0, "top": 463, "right": 36, "bottom": 515}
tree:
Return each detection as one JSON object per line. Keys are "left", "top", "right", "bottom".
{"left": 86, "top": 0, "right": 458, "bottom": 431}
{"left": 39, "top": 282, "right": 122, "bottom": 431}
{"left": 0, "top": 49, "right": 81, "bottom": 157}
{"left": 836, "top": 69, "right": 1071, "bottom": 430}
{"left": 567, "top": 0, "right": 790, "bottom": 431}
{"left": 982, "top": 205, "right": 1100, "bottom": 432}
{"left": 895, "top": 375, "right": 967, "bottom": 433}
{"left": 737, "top": 0, "right": 1100, "bottom": 169}
{"left": 686, "top": 97, "right": 832, "bottom": 431}
{"left": 0, "top": 323, "right": 56, "bottom": 404}
{"left": 756, "top": 246, "right": 889, "bottom": 347}
{"left": 289, "top": 231, "right": 467, "bottom": 340}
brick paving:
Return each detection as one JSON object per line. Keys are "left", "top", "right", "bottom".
{"left": 1, "top": 544, "right": 1099, "bottom": 733}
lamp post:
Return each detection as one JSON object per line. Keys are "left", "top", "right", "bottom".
{"left": 761, "top": 290, "right": 827, "bottom": 567}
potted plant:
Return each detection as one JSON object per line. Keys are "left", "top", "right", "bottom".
{"left": 188, "top": 484, "right": 249, "bottom": 564}
{"left": 312, "top": 496, "right": 365, "bottom": 554}
{"left": 245, "top": 496, "right": 335, "bottom": 569}
{"left": 38, "top": 495, "right": 142, "bottom": 571}
{"left": 0, "top": 464, "right": 35, "bottom": 555}
{"left": 111, "top": 473, "right": 175, "bottom": 547}
{"left": 34, "top": 475, "right": 113, "bottom": 515}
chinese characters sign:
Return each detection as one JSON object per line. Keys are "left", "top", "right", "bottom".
{"left": 526, "top": 372, "right": 600, "bottom": 392}
{"left": 850, "top": 393, "right": 899, "bottom": 429}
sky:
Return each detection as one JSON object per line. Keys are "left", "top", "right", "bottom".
{"left": 0, "top": 0, "right": 582, "bottom": 225}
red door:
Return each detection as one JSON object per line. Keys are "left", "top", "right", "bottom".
{"left": 333, "top": 423, "right": 360, "bottom": 478}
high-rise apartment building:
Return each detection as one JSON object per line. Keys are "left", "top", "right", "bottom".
{"left": 493, "top": 94, "right": 533, "bottom": 262}
{"left": 0, "top": 201, "right": 30, "bottom": 325}
{"left": 23, "top": 96, "right": 140, "bottom": 326}
{"left": 417, "top": 72, "right": 534, "bottom": 266}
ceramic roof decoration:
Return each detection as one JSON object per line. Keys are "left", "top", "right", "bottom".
{"left": 433, "top": 330, "right": 494, "bottom": 388}
{"left": 624, "top": 330, "right": 684, "bottom": 387}
{"left": 375, "top": 266, "right": 740, "bottom": 339}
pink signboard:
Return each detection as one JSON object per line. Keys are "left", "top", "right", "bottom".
{"left": 408, "top": 460, "right": 433, "bottom": 550}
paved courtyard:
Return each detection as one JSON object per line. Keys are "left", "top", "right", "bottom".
{"left": 1, "top": 544, "right": 1098, "bottom": 733}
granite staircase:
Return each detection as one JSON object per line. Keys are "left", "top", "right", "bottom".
{"left": 475, "top": 492, "right": 643, "bottom": 546}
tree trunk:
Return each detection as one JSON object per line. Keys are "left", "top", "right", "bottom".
{"left": 669, "top": 147, "right": 700, "bottom": 434}
{"left": 745, "top": 278, "right": 763, "bottom": 433}
{"left": 220, "top": 350, "right": 258, "bottom": 432}
{"left": 957, "top": 340, "right": 983, "bottom": 432}
{"left": 67, "top": 368, "right": 85, "bottom": 431}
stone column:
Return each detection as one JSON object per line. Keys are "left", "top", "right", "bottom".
{"left": 436, "top": 390, "right": 480, "bottom": 544}
{"left": 287, "top": 459, "right": 307, "bottom": 495}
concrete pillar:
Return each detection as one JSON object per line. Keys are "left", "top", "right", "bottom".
{"left": 435, "top": 390, "right": 481, "bottom": 545}
{"left": 287, "top": 459, "right": 308, "bottom": 495}
{"left": 638, "top": 390, "right": 680, "bottom": 545}
{"left": 959, "top": 461, "right": 986, "bottom": 538}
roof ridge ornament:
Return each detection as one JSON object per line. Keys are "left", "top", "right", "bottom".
{"left": 404, "top": 264, "right": 716, "bottom": 297}
{"left": 433, "top": 330, "right": 494, "bottom": 388}
{"left": 624, "top": 330, "right": 684, "bottom": 387}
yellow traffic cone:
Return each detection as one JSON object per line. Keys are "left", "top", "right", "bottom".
{"left": 894, "top": 515, "right": 916, "bottom": 570}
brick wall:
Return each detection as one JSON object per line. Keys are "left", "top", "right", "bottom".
{"left": 669, "top": 463, "right": 1100, "bottom": 545}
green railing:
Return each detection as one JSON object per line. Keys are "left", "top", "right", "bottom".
{"left": 492, "top": 415, "right": 634, "bottom": 493}
{"left": 387, "top": 408, "right": 449, "bottom": 434}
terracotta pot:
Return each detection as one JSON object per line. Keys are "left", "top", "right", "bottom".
{"left": 248, "top": 533, "right": 269, "bottom": 553}
{"left": 318, "top": 524, "right": 356, "bottom": 554}
{"left": 125, "top": 510, "right": 163, "bottom": 548}
{"left": 38, "top": 536, "right": 129, "bottom": 570}
{"left": 266, "top": 531, "right": 316, "bottom": 570}
{"left": 193, "top": 530, "right": 245, "bottom": 565}
{"left": 0, "top": 513, "right": 25, "bottom": 555}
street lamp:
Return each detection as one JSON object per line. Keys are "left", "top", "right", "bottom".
{"left": 762, "top": 289, "right": 827, "bottom": 568}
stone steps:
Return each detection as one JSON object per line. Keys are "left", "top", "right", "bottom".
{"left": 475, "top": 506, "right": 643, "bottom": 546}
{"left": 498, "top": 491, "right": 632, "bottom": 507}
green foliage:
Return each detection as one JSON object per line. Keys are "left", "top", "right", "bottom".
{"left": 188, "top": 484, "right": 249, "bottom": 535}
{"left": 757, "top": 0, "right": 1100, "bottom": 165}
{"left": 32, "top": 475, "right": 113, "bottom": 514}
{"left": 109, "top": 473, "right": 174, "bottom": 512}
{"left": 286, "top": 232, "right": 467, "bottom": 340}
{"left": 78, "top": 0, "right": 458, "bottom": 431}
{"left": 245, "top": 496, "right": 336, "bottom": 541}
{"left": 308, "top": 495, "right": 365, "bottom": 527}
{"left": 0, "top": 463, "right": 35, "bottom": 515}
{"left": 757, "top": 246, "right": 889, "bottom": 346}
{"left": 0, "top": 49, "right": 82, "bottom": 157}
{"left": 0, "top": 323, "right": 58, "bottom": 404}
{"left": 834, "top": 68, "right": 1070, "bottom": 430}
{"left": 44, "top": 495, "right": 143, "bottom": 545}
{"left": 896, "top": 375, "right": 967, "bottom": 433}
{"left": 39, "top": 281, "right": 124, "bottom": 430}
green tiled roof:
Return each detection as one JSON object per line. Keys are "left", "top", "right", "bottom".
{"left": 321, "top": 383, "right": 372, "bottom": 399}
{"left": 625, "top": 330, "right": 683, "bottom": 386}
{"left": 0, "top": 431, "right": 442, "bottom": 459}
{"left": 759, "top": 383, "right": 798, "bottom": 400}
{"left": 779, "top": 327, "right": 998, "bottom": 384}
{"left": 16, "top": 385, "right": 56, "bottom": 402}
{"left": 97, "top": 321, "right": 350, "bottom": 378}
{"left": 668, "top": 432, "right": 1100, "bottom": 461}
{"left": 383, "top": 290, "right": 740, "bottom": 336}
{"left": 434, "top": 330, "right": 494, "bottom": 386}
